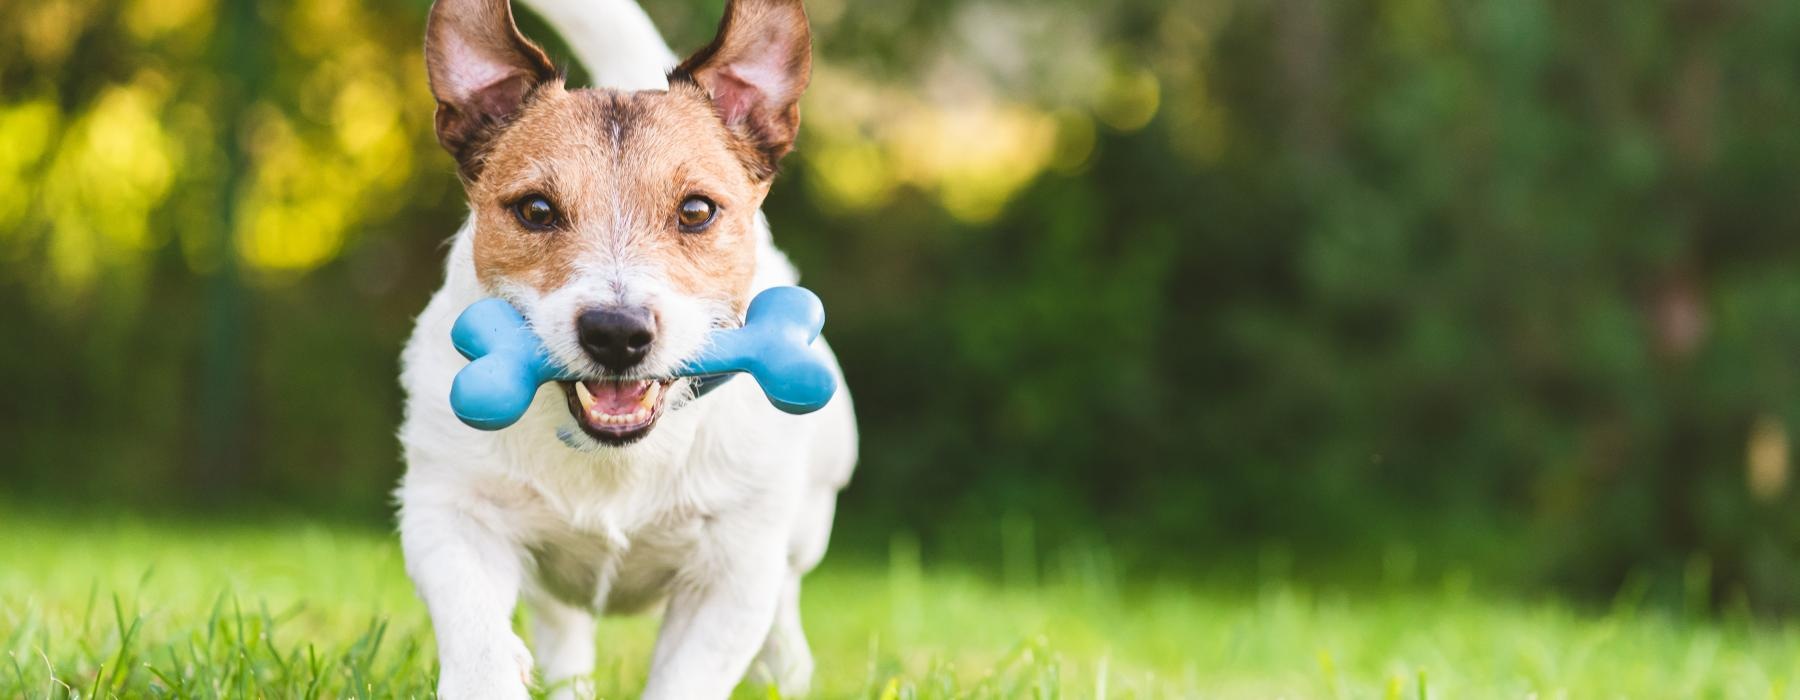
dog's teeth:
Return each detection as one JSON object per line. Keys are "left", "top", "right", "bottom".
{"left": 574, "top": 381, "right": 661, "bottom": 430}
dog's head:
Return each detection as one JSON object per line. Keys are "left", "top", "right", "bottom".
{"left": 425, "top": 0, "right": 810, "bottom": 446}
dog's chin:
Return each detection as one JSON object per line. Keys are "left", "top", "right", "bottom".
{"left": 560, "top": 378, "right": 677, "bottom": 446}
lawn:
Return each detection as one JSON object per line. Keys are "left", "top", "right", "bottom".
{"left": 1, "top": 511, "right": 1797, "bottom": 699}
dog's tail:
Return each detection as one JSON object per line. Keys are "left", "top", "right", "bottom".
{"left": 516, "top": 0, "right": 676, "bottom": 91}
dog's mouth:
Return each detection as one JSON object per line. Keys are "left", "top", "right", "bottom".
{"left": 560, "top": 378, "right": 675, "bottom": 445}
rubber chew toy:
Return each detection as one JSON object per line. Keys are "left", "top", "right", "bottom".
{"left": 448, "top": 299, "right": 569, "bottom": 430}
{"left": 449, "top": 286, "right": 837, "bottom": 430}
{"left": 675, "top": 286, "right": 837, "bottom": 414}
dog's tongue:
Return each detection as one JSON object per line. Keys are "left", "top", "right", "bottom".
{"left": 584, "top": 380, "right": 649, "bottom": 414}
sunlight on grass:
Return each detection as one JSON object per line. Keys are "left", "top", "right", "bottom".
{"left": 3, "top": 512, "right": 1799, "bottom": 698}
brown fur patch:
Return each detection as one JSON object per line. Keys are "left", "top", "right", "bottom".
{"left": 433, "top": 0, "right": 813, "bottom": 316}
{"left": 467, "top": 87, "right": 764, "bottom": 310}
{"left": 669, "top": 0, "right": 811, "bottom": 179}
{"left": 424, "top": 0, "right": 559, "bottom": 179}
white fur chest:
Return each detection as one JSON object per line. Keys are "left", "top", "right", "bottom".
{"left": 397, "top": 223, "right": 815, "bottom": 611}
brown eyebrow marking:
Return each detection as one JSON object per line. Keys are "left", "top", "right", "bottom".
{"left": 493, "top": 158, "right": 569, "bottom": 206}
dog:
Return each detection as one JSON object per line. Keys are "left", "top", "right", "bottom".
{"left": 394, "top": 0, "right": 857, "bottom": 696}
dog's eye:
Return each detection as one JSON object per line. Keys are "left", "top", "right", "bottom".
{"left": 512, "top": 195, "right": 560, "bottom": 230}
{"left": 677, "top": 196, "right": 716, "bottom": 233}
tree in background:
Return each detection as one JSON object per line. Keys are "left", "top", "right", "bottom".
{"left": 4, "top": 0, "right": 1800, "bottom": 608}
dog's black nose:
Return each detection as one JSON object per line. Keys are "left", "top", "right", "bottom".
{"left": 577, "top": 307, "right": 656, "bottom": 372}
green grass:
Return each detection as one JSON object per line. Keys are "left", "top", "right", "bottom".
{"left": 2, "top": 512, "right": 1799, "bottom": 698}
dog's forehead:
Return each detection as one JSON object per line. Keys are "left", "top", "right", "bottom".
{"left": 593, "top": 88, "right": 743, "bottom": 179}
{"left": 483, "top": 87, "right": 741, "bottom": 191}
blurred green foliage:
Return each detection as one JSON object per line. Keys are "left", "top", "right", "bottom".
{"left": 6, "top": 0, "right": 1800, "bottom": 608}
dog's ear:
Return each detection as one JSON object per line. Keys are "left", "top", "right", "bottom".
{"left": 425, "top": 0, "right": 558, "bottom": 179}
{"left": 671, "top": 0, "right": 811, "bottom": 178}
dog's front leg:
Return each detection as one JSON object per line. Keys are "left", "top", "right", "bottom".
{"left": 401, "top": 502, "right": 534, "bottom": 700}
{"left": 640, "top": 533, "right": 785, "bottom": 700}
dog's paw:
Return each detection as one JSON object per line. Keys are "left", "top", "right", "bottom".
{"left": 437, "top": 632, "right": 535, "bottom": 700}
{"left": 750, "top": 639, "right": 815, "bottom": 698}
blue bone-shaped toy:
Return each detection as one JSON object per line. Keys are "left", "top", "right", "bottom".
{"left": 449, "top": 286, "right": 837, "bottom": 430}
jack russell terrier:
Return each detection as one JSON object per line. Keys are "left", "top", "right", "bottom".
{"left": 395, "top": 0, "right": 857, "bottom": 696}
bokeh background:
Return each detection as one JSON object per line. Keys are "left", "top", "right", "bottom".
{"left": 5, "top": 0, "right": 1800, "bottom": 612}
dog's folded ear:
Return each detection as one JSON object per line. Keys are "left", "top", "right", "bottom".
{"left": 425, "top": 0, "right": 558, "bottom": 179}
{"left": 672, "top": 0, "right": 812, "bottom": 179}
